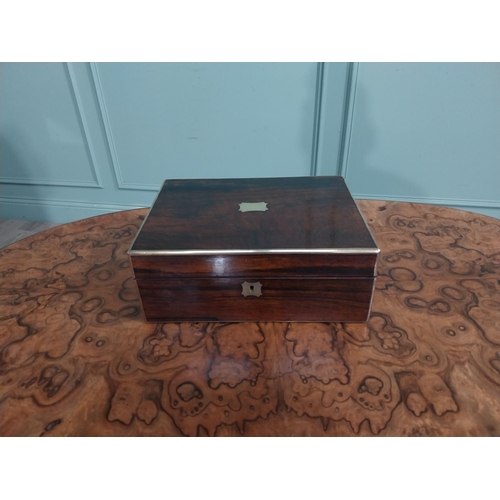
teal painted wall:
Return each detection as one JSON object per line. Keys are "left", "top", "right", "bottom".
{"left": 342, "top": 63, "right": 500, "bottom": 219}
{"left": 1, "top": 62, "right": 499, "bottom": 222}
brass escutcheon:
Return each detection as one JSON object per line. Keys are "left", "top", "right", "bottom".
{"left": 241, "top": 281, "right": 263, "bottom": 297}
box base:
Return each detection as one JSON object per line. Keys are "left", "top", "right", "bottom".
{"left": 136, "top": 277, "right": 375, "bottom": 323}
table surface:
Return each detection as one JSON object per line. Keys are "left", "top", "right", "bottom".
{"left": 1, "top": 200, "right": 499, "bottom": 437}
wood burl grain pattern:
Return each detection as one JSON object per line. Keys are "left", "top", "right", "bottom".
{"left": 1, "top": 202, "right": 499, "bottom": 436}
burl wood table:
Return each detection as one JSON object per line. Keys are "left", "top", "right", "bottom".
{"left": 1, "top": 201, "right": 499, "bottom": 437}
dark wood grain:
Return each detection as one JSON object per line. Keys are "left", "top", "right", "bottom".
{"left": 130, "top": 176, "right": 378, "bottom": 322}
{"left": 130, "top": 177, "right": 378, "bottom": 252}
{"left": 130, "top": 253, "right": 378, "bottom": 278}
{"left": 135, "top": 277, "right": 374, "bottom": 322}
{"left": 1, "top": 201, "right": 500, "bottom": 436}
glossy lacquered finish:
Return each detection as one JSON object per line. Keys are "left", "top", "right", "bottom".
{"left": 129, "top": 177, "right": 379, "bottom": 322}
{"left": 130, "top": 253, "right": 379, "bottom": 279}
{"left": 135, "top": 277, "right": 375, "bottom": 322}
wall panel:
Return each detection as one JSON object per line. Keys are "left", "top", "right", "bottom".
{"left": 1, "top": 62, "right": 337, "bottom": 222}
{"left": 2, "top": 62, "right": 499, "bottom": 223}
{"left": 343, "top": 63, "right": 500, "bottom": 218}
{"left": 92, "top": 62, "right": 319, "bottom": 190}
{"left": 0, "top": 63, "right": 103, "bottom": 188}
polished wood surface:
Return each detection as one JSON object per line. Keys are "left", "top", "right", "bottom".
{"left": 1, "top": 201, "right": 500, "bottom": 436}
{"left": 130, "top": 177, "right": 378, "bottom": 253}
{"left": 131, "top": 176, "right": 378, "bottom": 322}
{"left": 130, "top": 253, "right": 379, "bottom": 279}
{"left": 135, "top": 277, "right": 374, "bottom": 322}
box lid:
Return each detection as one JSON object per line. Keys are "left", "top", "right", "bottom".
{"left": 129, "top": 176, "right": 379, "bottom": 278}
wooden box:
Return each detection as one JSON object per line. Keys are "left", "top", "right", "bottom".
{"left": 128, "top": 176, "right": 379, "bottom": 322}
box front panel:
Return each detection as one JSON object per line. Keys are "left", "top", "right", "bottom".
{"left": 136, "top": 277, "right": 374, "bottom": 322}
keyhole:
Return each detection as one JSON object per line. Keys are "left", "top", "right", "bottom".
{"left": 241, "top": 281, "right": 262, "bottom": 297}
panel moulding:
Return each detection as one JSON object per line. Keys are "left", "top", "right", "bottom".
{"left": 313, "top": 63, "right": 355, "bottom": 177}
{"left": 309, "top": 62, "right": 325, "bottom": 176}
{"left": 338, "top": 62, "right": 359, "bottom": 178}
{"left": 65, "top": 63, "right": 104, "bottom": 188}
{"left": 0, "top": 195, "right": 144, "bottom": 211}
{"left": 1, "top": 63, "right": 104, "bottom": 189}
{"left": 0, "top": 196, "right": 147, "bottom": 223}
{"left": 90, "top": 63, "right": 161, "bottom": 192}
{"left": 353, "top": 193, "right": 500, "bottom": 210}
{"left": 91, "top": 62, "right": 325, "bottom": 190}
{"left": 0, "top": 178, "right": 101, "bottom": 188}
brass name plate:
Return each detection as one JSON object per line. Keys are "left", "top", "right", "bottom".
{"left": 238, "top": 202, "right": 268, "bottom": 212}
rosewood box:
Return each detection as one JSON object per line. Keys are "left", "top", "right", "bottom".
{"left": 128, "top": 176, "right": 379, "bottom": 322}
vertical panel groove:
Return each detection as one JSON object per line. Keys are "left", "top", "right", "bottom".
{"left": 64, "top": 63, "right": 104, "bottom": 188}
{"left": 89, "top": 63, "right": 168, "bottom": 191}
{"left": 339, "top": 62, "right": 359, "bottom": 178}
{"left": 310, "top": 62, "right": 325, "bottom": 176}
{"left": 92, "top": 63, "right": 162, "bottom": 190}
{"left": 89, "top": 63, "right": 125, "bottom": 189}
